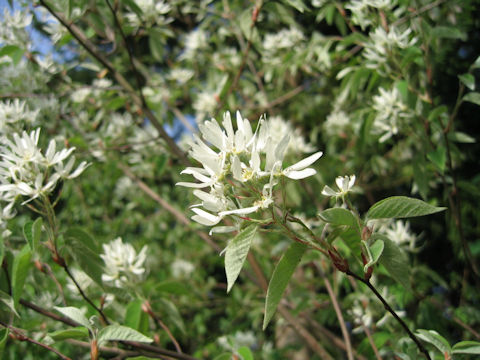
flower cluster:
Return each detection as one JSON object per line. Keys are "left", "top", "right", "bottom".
{"left": 177, "top": 111, "right": 323, "bottom": 232}
{"left": 0, "top": 129, "right": 88, "bottom": 215}
{"left": 322, "top": 175, "right": 356, "bottom": 198}
{"left": 100, "top": 237, "right": 148, "bottom": 288}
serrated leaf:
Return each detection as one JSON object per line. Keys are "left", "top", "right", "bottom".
{"left": 0, "top": 289, "right": 19, "bottom": 317}
{"left": 125, "top": 299, "right": 149, "bottom": 335}
{"left": 48, "top": 327, "right": 89, "bottom": 342}
{"left": 54, "top": 306, "right": 92, "bottom": 332}
{"left": 12, "top": 245, "right": 32, "bottom": 307}
{"left": 97, "top": 325, "right": 152, "bottom": 346}
{"left": 263, "top": 242, "right": 307, "bottom": 329}
{"left": 0, "top": 329, "right": 8, "bottom": 359}
{"left": 452, "top": 341, "right": 480, "bottom": 354}
{"left": 225, "top": 224, "right": 257, "bottom": 293}
{"left": 318, "top": 208, "right": 358, "bottom": 227}
{"left": 378, "top": 237, "right": 410, "bottom": 289}
{"left": 237, "top": 346, "right": 254, "bottom": 360}
{"left": 363, "top": 239, "right": 384, "bottom": 272}
{"left": 427, "top": 147, "right": 446, "bottom": 173}
{"left": 458, "top": 73, "right": 475, "bottom": 91}
{"left": 416, "top": 329, "right": 451, "bottom": 355}
{"left": 463, "top": 92, "right": 480, "bottom": 106}
{"left": 367, "top": 196, "right": 446, "bottom": 219}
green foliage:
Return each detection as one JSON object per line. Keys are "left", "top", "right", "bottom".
{"left": 367, "top": 196, "right": 447, "bottom": 220}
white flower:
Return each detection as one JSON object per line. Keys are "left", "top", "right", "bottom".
{"left": 100, "top": 237, "right": 148, "bottom": 287}
{"left": 171, "top": 259, "right": 195, "bottom": 278}
{"left": 0, "top": 99, "right": 39, "bottom": 128}
{"left": 177, "top": 111, "right": 323, "bottom": 228}
{"left": 372, "top": 87, "right": 411, "bottom": 142}
{"left": 125, "top": 0, "right": 172, "bottom": 27}
{"left": 322, "top": 175, "right": 356, "bottom": 197}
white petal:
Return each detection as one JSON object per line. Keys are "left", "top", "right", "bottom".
{"left": 284, "top": 168, "right": 317, "bottom": 179}
{"left": 321, "top": 186, "right": 337, "bottom": 196}
{"left": 219, "top": 205, "right": 259, "bottom": 216}
{"left": 175, "top": 181, "right": 211, "bottom": 188}
{"left": 285, "top": 151, "right": 323, "bottom": 172}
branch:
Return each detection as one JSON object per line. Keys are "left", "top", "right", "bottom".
{"left": 0, "top": 321, "right": 72, "bottom": 360}
{"left": 346, "top": 270, "right": 432, "bottom": 360}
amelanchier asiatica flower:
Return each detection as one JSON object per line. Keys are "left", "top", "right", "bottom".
{"left": 0, "top": 128, "right": 89, "bottom": 210}
{"left": 177, "top": 111, "right": 323, "bottom": 232}
{"left": 100, "top": 237, "right": 148, "bottom": 288}
{"left": 322, "top": 175, "right": 356, "bottom": 198}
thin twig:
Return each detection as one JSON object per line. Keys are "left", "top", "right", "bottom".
{"left": 0, "top": 321, "right": 72, "bottom": 360}
{"left": 63, "top": 264, "right": 110, "bottom": 324}
{"left": 346, "top": 270, "right": 432, "bottom": 360}
{"left": 393, "top": 0, "right": 448, "bottom": 26}
{"left": 362, "top": 322, "right": 382, "bottom": 360}
{"left": 143, "top": 301, "right": 183, "bottom": 354}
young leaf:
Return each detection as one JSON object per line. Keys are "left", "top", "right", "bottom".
{"left": 0, "top": 290, "right": 19, "bottom": 317}
{"left": 318, "top": 208, "right": 358, "bottom": 227}
{"left": 378, "top": 237, "right": 410, "bottom": 289}
{"left": 48, "top": 327, "right": 89, "bottom": 342}
{"left": 282, "top": 0, "right": 309, "bottom": 13}
{"left": 23, "top": 218, "right": 43, "bottom": 252}
{"left": 263, "top": 242, "right": 307, "bottom": 329}
{"left": 452, "top": 341, "right": 480, "bottom": 355}
{"left": 416, "top": 329, "right": 451, "bottom": 355}
{"left": 54, "top": 306, "right": 92, "bottom": 332}
{"left": 0, "top": 235, "right": 4, "bottom": 265}
{"left": 12, "top": 245, "right": 32, "bottom": 307}
{"left": 367, "top": 196, "right": 446, "bottom": 220}
{"left": 363, "top": 239, "right": 384, "bottom": 272}
{"left": 97, "top": 325, "right": 153, "bottom": 346}
{"left": 225, "top": 224, "right": 257, "bottom": 293}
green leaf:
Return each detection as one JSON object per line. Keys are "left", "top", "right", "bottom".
{"left": 97, "top": 325, "right": 152, "bottom": 346}
{"left": 64, "top": 227, "right": 99, "bottom": 253}
{"left": 213, "top": 354, "right": 233, "bottom": 360}
{"left": 157, "top": 298, "right": 186, "bottom": 335}
{"left": 65, "top": 233, "right": 104, "bottom": 285}
{"left": 23, "top": 218, "right": 43, "bottom": 252}
{"left": 318, "top": 208, "right": 358, "bottom": 227}
{"left": 0, "top": 329, "right": 8, "bottom": 360}
{"left": 237, "top": 346, "right": 254, "bottom": 360}
{"left": 122, "top": 0, "right": 144, "bottom": 17}
{"left": 149, "top": 28, "right": 165, "bottom": 61}
{"left": 154, "top": 280, "right": 190, "bottom": 295}
{"left": 263, "top": 242, "right": 307, "bottom": 329}
{"left": 427, "top": 147, "right": 446, "bottom": 173}
{"left": 0, "top": 235, "right": 4, "bottom": 265}
{"left": 463, "top": 92, "right": 480, "bottom": 106}
{"left": 448, "top": 131, "right": 476, "bottom": 143}
{"left": 125, "top": 299, "right": 149, "bottom": 335}
{"left": 458, "top": 73, "right": 475, "bottom": 91}
{"left": 225, "top": 224, "right": 257, "bottom": 293}
{"left": 431, "top": 26, "right": 467, "bottom": 41}
{"left": 54, "top": 306, "right": 92, "bottom": 332}
{"left": 452, "top": 341, "right": 480, "bottom": 354}
{"left": 282, "top": 0, "right": 309, "bottom": 13}
{"left": 416, "top": 329, "right": 451, "bottom": 355}
{"left": 378, "top": 237, "right": 410, "bottom": 289}
{"left": 367, "top": 196, "right": 446, "bottom": 220}
{"left": 0, "top": 289, "right": 19, "bottom": 317}
{"left": 12, "top": 245, "right": 32, "bottom": 307}
{"left": 363, "top": 239, "right": 384, "bottom": 272}
{"left": 48, "top": 327, "right": 89, "bottom": 342}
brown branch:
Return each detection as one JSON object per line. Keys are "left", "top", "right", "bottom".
{"left": 362, "top": 322, "right": 382, "bottom": 360}
{"left": 0, "top": 321, "right": 72, "bottom": 360}
{"left": 143, "top": 301, "right": 183, "bottom": 354}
